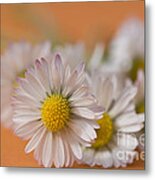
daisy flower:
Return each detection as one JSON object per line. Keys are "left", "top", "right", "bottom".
{"left": 12, "top": 54, "right": 103, "bottom": 168}
{"left": 1, "top": 41, "right": 51, "bottom": 127}
{"left": 108, "top": 18, "right": 144, "bottom": 74}
{"left": 82, "top": 73, "right": 144, "bottom": 168}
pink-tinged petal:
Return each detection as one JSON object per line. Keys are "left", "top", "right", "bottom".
{"left": 51, "top": 55, "right": 64, "bottom": 92}
{"left": 34, "top": 59, "right": 51, "bottom": 94}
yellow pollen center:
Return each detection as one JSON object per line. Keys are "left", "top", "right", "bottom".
{"left": 92, "top": 113, "right": 113, "bottom": 149}
{"left": 136, "top": 101, "right": 144, "bottom": 113}
{"left": 41, "top": 94, "right": 71, "bottom": 132}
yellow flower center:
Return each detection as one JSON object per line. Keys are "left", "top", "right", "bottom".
{"left": 136, "top": 101, "right": 145, "bottom": 113}
{"left": 129, "top": 57, "right": 144, "bottom": 81}
{"left": 41, "top": 94, "right": 71, "bottom": 132}
{"left": 92, "top": 113, "right": 113, "bottom": 149}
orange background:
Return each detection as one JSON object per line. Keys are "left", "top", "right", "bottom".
{"left": 1, "top": 1, "right": 144, "bottom": 169}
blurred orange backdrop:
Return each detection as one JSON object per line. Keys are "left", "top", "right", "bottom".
{"left": 1, "top": 1, "right": 144, "bottom": 169}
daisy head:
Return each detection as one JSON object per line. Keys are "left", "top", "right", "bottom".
{"left": 82, "top": 73, "right": 144, "bottom": 168}
{"left": 108, "top": 18, "right": 144, "bottom": 73}
{"left": 1, "top": 41, "right": 51, "bottom": 127}
{"left": 12, "top": 54, "right": 103, "bottom": 168}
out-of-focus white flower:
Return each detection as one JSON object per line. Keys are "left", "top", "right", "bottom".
{"left": 108, "top": 18, "right": 144, "bottom": 72}
{"left": 12, "top": 54, "right": 104, "bottom": 168}
{"left": 1, "top": 41, "right": 51, "bottom": 127}
{"left": 82, "top": 73, "right": 144, "bottom": 168}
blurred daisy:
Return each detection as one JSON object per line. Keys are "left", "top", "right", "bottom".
{"left": 1, "top": 41, "right": 51, "bottom": 127}
{"left": 82, "top": 74, "right": 144, "bottom": 168}
{"left": 12, "top": 54, "right": 103, "bottom": 168}
{"left": 108, "top": 18, "right": 144, "bottom": 75}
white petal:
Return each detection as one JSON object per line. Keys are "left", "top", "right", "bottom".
{"left": 115, "top": 112, "right": 144, "bottom": 128}
{"left": 101, "top": 148, "right": 113, "bottom": 168}
{"left": 72, "top": 107, "right": 96, "bottom": 120}
{"left": 114, "top": 133, "right": 138, "bottom": 150}
{"left": 42, "top": 132, "right": 53, "bottom": 167}
{"left": 25, "top": 71, "right": 46, "bottom": 99}
{"left": 66, "top": 131, "right": 82, "bottom": 160}
{"left": 70, "top": 142, "right": 82, "bottom": 160}
{"left": 89, "top": 43, "right": 104, "bottom": 70}
{"left": 94, "top": 151, "right": 103, "bottom": 166}
{"left": 57, "top": 135, "right": 65, "bottom": 167}
{"left": 13, "top": 113, "right": 41, "bottom": 123}
{"left": 109, "top": 87, "right": 137, "bottom": 118}
{"left": 25, "top": 126, "right": 46, "bottom": 153}
{"left": 83, "top": 148, "right": 95, "bottom": 165}
{"left": 68, "top": 119, "right": 97, "bottom": 142}
{"left": 119, "top": 123, "right": 144, "bottom": 133}
{"left": 19, "top": 78, "right": 43, "bottom": 101}
{"left": 62, "top": 132, "right": 71, "bottom": 167}
{"left": 99, "top": 77, "right": 114, "bottom": 111}
{"left": 53, "top": 134, "right": 65, "bottom": 168}
{"left": 14, "top": 120, "right": 43, "bottom": 139}
{"left": 71, "top": 96, "right": 95, "bottom": 107}
{"left": 35, "top": 58, "right": 52, "bottom": 93}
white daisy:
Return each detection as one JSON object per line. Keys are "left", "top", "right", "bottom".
{"left": 12, "top": 54, "right": 103, "bottom": 168}
{"left": 1, "top": 41, "right": 51, "bottom": 127}
{"left": 82, "top": 73, "right": 144, "bottom": 168}
{"left": 108, "top": 18, "right": 144, "bottom": 72}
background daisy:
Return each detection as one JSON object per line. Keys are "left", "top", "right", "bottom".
{"left": 82, "top": 73, "right": 144, "bottom": 168}
{"left": 1, "top": 41, "right": 51, "bottom": 127}
{"left": 108, "top": 18, "right": 144, "bottom": 73}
